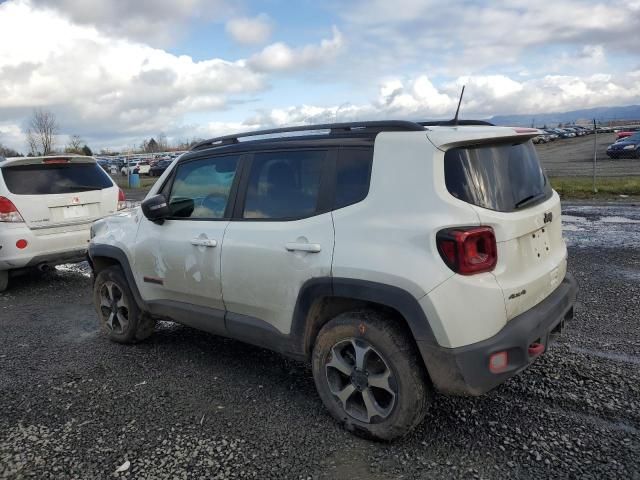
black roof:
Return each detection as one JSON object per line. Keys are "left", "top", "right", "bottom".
{"left": 188, "top": 119, "right": 496, "bottom": 155}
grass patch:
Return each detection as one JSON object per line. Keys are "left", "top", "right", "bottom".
{"left": 551, "top": 176, "right": 640, "bottom": 199}
{"left": 112, "top": 175, "right": 159, "bottom": 190}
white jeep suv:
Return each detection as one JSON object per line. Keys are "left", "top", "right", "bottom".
{"left": 0, "top": 155, "right": 125, "bottom": 291}
{"left": 88, "top": 121, "right": 577, "bottom": 441}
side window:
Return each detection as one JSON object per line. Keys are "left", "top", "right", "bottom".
{"left": 167, "top": 155, "right": 239, "bottom": 219}
{"left": 334, "top": 149, "right": 373, "bottom": 209}
{"left": 243, "top": 150, "right": 326, "bottom": 219}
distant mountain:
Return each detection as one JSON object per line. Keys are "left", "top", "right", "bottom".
{"left": 489, "top": 105, "right": 640, "bottom": 128}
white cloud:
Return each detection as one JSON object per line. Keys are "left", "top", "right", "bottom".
{"left": 241, "top": 71, "right": 640, "bottom": 130}
{"left": 226, "top": 14, "right": 273, "bottom": 45}
{"left": 0, "top": 0, "right": 265, "bottom": 151}
{"left": 248, "top": 26, "right": 344, "bottom": 72}
{"left": 339, "top": 0, "right": 640, "bottom": 72}
{"left": 30, "top": 0, "right": 235, "bottom": 46}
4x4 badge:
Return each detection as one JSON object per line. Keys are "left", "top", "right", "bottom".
{"left": 544, "top": 212, "right": 553, "bottom": 224}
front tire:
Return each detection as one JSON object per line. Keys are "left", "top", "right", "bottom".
{"left": 93, "top": 266, "right": 155, "bottom": 343}
{"left": 312, "top": 310, "right": 432, "bottom": 441}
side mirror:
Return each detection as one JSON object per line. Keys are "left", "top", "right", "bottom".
{"left": 141, "top": 194, "right": 171, "bottom": 223}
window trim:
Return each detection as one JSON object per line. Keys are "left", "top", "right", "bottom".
{"left": 231, "top": 148, "right": 336, "bottom": 222}
{"left": 160, "top": 153, "right": 245, "bottom": 222}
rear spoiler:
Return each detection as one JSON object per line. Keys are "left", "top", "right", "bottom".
{"left": 426, "top": 127, "right": 541, "bottom": 151}
{"left": 1, "top": 155, "right": 97, "bottom": 168}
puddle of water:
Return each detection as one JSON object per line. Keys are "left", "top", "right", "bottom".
{"left": 599, "top": 216, "right": 640, "bottom": 224}
{"left": 571, "top": 346, "right": 640, "bottom": 366}
{"left": 56, "top": 262, "right": 92, "bottom": 278}
{"left": 562, "top": 215, "right": 589, "bottom": 223}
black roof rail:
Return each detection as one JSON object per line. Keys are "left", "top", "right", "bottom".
{"left": 190, "top": 120, "right": 425, "bottom": 151}
{"left": 419, "top": 120, "right": 494, "bottom": 127}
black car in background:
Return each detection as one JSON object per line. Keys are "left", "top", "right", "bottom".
{"left": 148, "top": 159, "right": 173, "bottom": 176}
{"left": 607, "top": 132, "right": 640, "bottom": 159}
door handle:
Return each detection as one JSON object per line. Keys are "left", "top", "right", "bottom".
{"left": 285, "top": 242, "right": 321, "bottom": 253}
{"left": 190, "top": 238, "right": 217, "bottom": 247}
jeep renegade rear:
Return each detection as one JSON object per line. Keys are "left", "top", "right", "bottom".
{"left": 88, "top": 121, "right": 577, "bottom": 441}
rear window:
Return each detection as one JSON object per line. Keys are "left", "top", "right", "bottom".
{"left": 2, "top": 162, "right": 113, "bottom": 195}
{"left": 444, "top": 141, "right": 552, "bottom": 212}
{"left": 334, "top": 149, "right": 373, "bottom": 209}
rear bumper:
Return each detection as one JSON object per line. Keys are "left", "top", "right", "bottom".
{"left": 0, "top": 224, "right": 90, "bottom": 271}
{"left": 418, "top": 272, "right": 578, "bottom": 396}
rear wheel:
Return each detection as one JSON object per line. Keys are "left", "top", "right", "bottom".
{"left": 0, "top": 270, "right": 8, "bottom": 292}
{"left": 93, "top": 266, "right": 155, "bottom": 343}
{"left": 312, "top": 310, "right": 432, "bottom": 441}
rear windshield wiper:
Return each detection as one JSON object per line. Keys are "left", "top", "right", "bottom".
{"left": 514, "top": 192, "right": 546, "bottom": 209}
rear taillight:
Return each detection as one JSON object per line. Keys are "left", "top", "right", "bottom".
{"left": 0, "top": 196, "right": 25, "bottom": 223}
{"left": 117, "top": 188, "right": 126, "bottom": 210}
{"left": 436, "top": 226, "right": 497, "bottom": 275}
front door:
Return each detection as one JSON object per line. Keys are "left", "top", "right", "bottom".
{"left": 221, "top": 149, "right": 335, "bottom": 336}
{"left": 133, "top": 154, "right": 241, "bottom": 316}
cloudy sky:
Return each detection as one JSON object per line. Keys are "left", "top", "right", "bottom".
{"left": 1, "top": 0, "right": 639, "bottom": 153}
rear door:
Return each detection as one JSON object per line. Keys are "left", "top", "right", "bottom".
{"left": 443, "top": 140, "right": 567, "bottom": 320}
{"left": 0, "top": 158, "right": 118, "bottom": 233}
{"left": 221, "top": 149, "right": 335, "bottom": 336}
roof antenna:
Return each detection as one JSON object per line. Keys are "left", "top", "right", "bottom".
{"left": 452, "top": 85, "right": 465, "bottom": 126}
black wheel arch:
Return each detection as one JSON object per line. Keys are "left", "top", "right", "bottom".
{"left": 89, "top": 244, "right": 147, "bottom": 311}
{"left": 290, "top": 277, "right": 439, "bottom": 360}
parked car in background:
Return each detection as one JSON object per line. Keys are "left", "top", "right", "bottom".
{"left": 607, "top": 132, "right": 640, "bottom": 159}
{"left": 121, "top": 160, "right": 151, "bottom": 176}
{"left": 88, "top": 120, "right": 577, "bottom": 441}
{"left": 0, "top": 155, "right": 125, "bottom": 291}
{"left": 615, "top": 127, "right": 640, "bottom": 140}
{"left": 96, "top": 158, "right": 110, "bottom": 171}
{"left": 148, "top": 159, "right": 173, "bottom": 177}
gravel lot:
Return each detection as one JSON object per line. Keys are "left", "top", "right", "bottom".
{"left": 536, "top": 133, "right": 640, "bottom": 177}
{"left": 1, "top": 203, "right": 639, "bottom": 479}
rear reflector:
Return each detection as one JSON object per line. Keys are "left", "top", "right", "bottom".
{"left": 436, "top": 226, "right": 497, "bottom": 275}
{"left": 0, "top": 196, "right": 25, "bottom": 223}
{"left": 117, "top": 188, "right": 126, "bottom": 210}
{"left": 489, "top": 351, "right": 508, "bottom": 374}
{"left": 16, "top": 239, "right": 28, "bottom": 249}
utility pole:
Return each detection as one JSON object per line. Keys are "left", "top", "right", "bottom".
{"left": 592, "top": 118, "right": 598, "bottom": 193}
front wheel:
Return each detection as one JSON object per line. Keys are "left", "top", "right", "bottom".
{"left": 312, "top": 310, "right": 432, "bottom": 441}
{"left": 93, "top": 266, "right": 155, "bottom": 343}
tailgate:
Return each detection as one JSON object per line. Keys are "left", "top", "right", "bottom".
{"left": 442, "top": 138, "right": 568, "bottom": 321}
{"left": 0, "top": 159, "right": 118, "bottom": 231}
{"left": 473, "top": 194, "right": 567, "bottom": 320}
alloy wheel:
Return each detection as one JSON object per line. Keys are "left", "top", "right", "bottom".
{"left": 325, "top": 338, "right": 397, "bottom": 423}
{"left": 98, "top": 281, "right": 129, "bottom": 334}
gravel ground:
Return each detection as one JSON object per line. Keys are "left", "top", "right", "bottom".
{"left": 1, "top": 204, "right": 639, "bottom": 479}
{"left": 535, "top": 133, "right": 640, "bottom": 178}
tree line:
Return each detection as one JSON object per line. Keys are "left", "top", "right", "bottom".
{"left": 0, "top": 108, "right": 202, "bottom": 158}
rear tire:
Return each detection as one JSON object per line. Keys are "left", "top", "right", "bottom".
{"left": 312, "top": 310, "right": 432, "bottom": 441}
{"left": 0, "top": 270, "right": 8, "bottom": 292}
{"left": 93, "top": 266, "right": 155, "bottom": 343}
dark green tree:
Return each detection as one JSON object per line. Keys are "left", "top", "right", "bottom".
{"left": 82, "top": 144, "right": 92, "bottom": 156}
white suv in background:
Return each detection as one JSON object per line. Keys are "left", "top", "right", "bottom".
{"left": 0, "top": 155, "right": 125, "bottom": 291}
{"left": 88, "top": 121, "right": 577, "bottom": 441}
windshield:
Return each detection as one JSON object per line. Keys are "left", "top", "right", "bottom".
{"left": 444, "top": 140, "right": 552, "bottom": 212}
{"left": 1, "top": 162, "right": 113, "bottom": 195}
